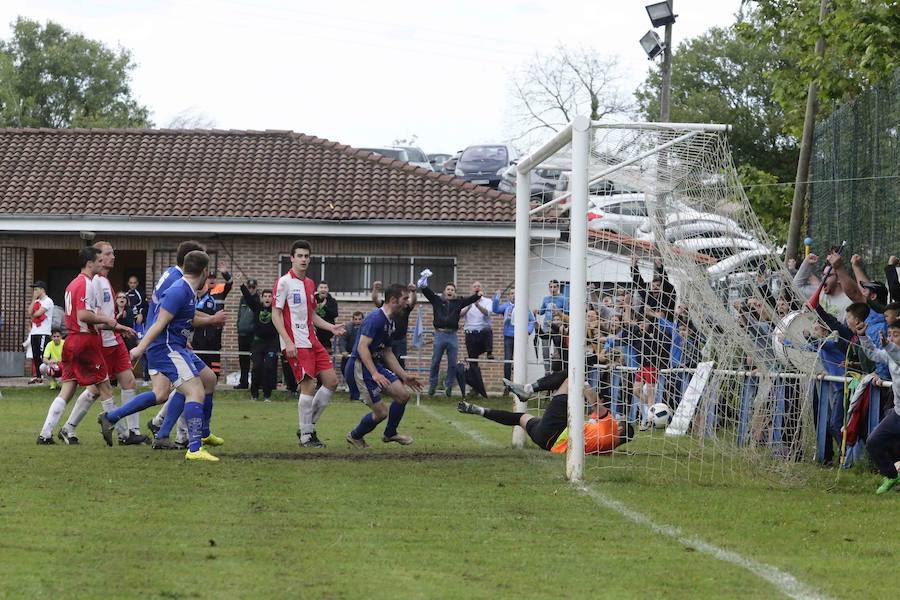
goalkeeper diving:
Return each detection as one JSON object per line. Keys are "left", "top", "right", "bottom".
{"left": 457, "top": 371, "right": 634, "bottom": 454}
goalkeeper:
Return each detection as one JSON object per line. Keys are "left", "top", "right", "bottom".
{"left": 457, "top": 377, "right": 633, "bottom": 454}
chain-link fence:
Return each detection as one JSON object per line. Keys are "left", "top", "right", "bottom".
{"left": 810, "top": 67, "right": 900, "bottom": 267}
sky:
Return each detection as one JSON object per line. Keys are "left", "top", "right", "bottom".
{"left": 2, "top": 0, "right": 744, "bottom": 154}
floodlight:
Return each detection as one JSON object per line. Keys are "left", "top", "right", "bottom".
{"left": 639, "top": 30, "right": 664, "bottom": 60}
{"left": 645, "top": 1, "right": 676, "bottom": 28}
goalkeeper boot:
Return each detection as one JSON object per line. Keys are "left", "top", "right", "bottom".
{"left": 201, "top": 433, "right": 225, "bottom": 447}
{"left": 36, "top": 435, "right": 56, "bottom": 445}
{"left": 185, "top": 447, "right": 219, "bottom": 462}
{"left": 502, "top": 378, "right": 531, "bottom": 403}
{"left": 876, "top": 475, "right": 899, "bottom": 495}
{"left": 457, "top": 401, "right": 485, "bottom": 416}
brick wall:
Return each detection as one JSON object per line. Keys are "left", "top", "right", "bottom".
{"left": 1, "top": 233, "right": 516, "bottom": 391}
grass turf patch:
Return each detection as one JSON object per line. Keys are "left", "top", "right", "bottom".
{"left": 0, "top": 387, "right": 894, "bottom": 598}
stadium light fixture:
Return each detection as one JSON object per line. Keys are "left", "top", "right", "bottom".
{"left": 645, "top": 1, "right": 676, "bottom": 28}
{"left": 639, "top": 30, "right": 665, "bottom": 60}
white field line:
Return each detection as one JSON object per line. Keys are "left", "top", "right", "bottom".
{"left": 417, "top": 404, "right": 502, "bottom": 448}
{"left": 417, "top": 404, "right": 831, "bottom": 600}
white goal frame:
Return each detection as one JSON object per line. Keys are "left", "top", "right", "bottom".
{"left": 512, "top": 117, "right": 731, "bottom": 482}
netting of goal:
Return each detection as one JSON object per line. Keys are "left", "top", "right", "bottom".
{"left": 512, "top": 117, "right": 822, "bottom": 485}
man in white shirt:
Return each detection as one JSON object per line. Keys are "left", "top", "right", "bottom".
{"left": 460, "top": 281, "right": 495, "bottom": 362}
{"left": 29, "top": 281, "right": 54, "bottom": 384}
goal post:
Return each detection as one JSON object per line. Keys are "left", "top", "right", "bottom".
{"left": 512, "top": 117, "right": 822, "bottom": 485}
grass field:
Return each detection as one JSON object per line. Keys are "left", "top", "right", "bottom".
{"left": 1, "top": 387, "right": 897, "bottom": 599}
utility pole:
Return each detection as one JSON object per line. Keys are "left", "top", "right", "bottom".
{"left": 659, "top": 1, "right": 673, "bottom": 122}
{"left": 786, "top": 0, "right": 830, "bottom": 263}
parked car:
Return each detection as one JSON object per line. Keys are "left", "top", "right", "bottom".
{"left": 454, "top": 144, "right": 517, "bottom": 188}
{"left": 673, "top": 237, "right": 768, "bottom": 262}
{"left": 442, "top": 151, "right": 462, "bottom": 175}
{"left": 585, "top": 193, "right": 652, "bottom": 237}
{"left": 396, "top": 146, "right": 433, "bottom": 171}
{"left": 358, "top": 146, "right": 432, "bottom": 170}
{"left": 497, "top": 161, "right": 566, "bottom": 201}
{"left": 428, "top": 153, "right": 453, "bottom": 172}
{"left": 359, "top": 147, "right": 409, "bottom": 161}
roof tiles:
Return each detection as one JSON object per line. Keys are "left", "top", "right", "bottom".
{"left": 0, "top": 129, "right": 515, "bottom": 223}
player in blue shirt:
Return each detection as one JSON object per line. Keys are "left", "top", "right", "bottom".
{"left": 345, "top": 284, "right": 422, "bottom": 448}
{"left": 109, "top": 250, "right": 219, "bottom": 461}
{"left": 97, "top": 241, "right": 226, "bottom": 451}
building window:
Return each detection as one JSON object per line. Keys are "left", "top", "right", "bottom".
{"left": 278, "top": 255, "right": 456, "bottom": 294}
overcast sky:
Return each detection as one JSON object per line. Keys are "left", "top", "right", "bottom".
{"left": 2, "top": 0, "right": 744, "bottom": 154}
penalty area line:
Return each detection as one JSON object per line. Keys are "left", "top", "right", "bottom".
{"left": 426, "top": 407, "right": 830, "bottom": 600}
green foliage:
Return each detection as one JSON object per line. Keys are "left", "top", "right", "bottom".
{"left": 737, "top": 164, "right": 793, "bottom": 242}
{"left": 0, "top": 17, "right": 151, "bottom": 128}
{"left": 741, "top": 0, "right": 900, "bottom": 137}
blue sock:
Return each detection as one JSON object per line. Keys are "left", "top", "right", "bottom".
{"left": 202, "top": 394, "right": 213, "bottom": 438}
{"left": 157, "top": 393, "right": 185, "bottom": 439}
{"left": 351, "top": 412, "right": 380, "bottom": 440}
{"left": 105, "top": 391, "right": 158, "bottom": 424}
{"left": 383, "top": 401, "right": 407, "bottom": 438}
{"left": 184, "top": 401, "right": 204, "bottom": 452}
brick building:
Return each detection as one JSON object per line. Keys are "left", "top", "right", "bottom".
{"left": 0, "top": 128, "right": 517, "bottom": 388}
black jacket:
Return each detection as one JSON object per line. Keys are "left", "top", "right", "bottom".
{"left": 314, "top": 293, "right": 339, "bottom": 349}
{"left": 421, "top": 286, "right": 479, "bottom": 331}
{"left": 240, "top": 284, "right": 278, "bottom": 344}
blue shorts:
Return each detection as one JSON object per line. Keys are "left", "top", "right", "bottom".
{"left": 146, "top": 344, "right": 206, "bottom": 387}
{"left": 344, "top": 356, "right": 398, "bottom": 406}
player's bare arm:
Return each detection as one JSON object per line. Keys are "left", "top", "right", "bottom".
{"left": 271, "top": 306, "right": 296, "bottom": 357}
{"left": 356, "top": 335, "right": 390, "bottom": 388}
{"left": 312, "top": 312, "right": 345, "bottom": 337}
{"left": 381, "top": 347, "right": 421, "bottom": 391}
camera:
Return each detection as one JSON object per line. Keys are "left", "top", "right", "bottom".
{"left": 79, "top": 231, "right": 96, "bottom": 241}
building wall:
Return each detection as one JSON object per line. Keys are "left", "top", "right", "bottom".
{"left": 0, "top": 232, "right": 517, "bottom": 391}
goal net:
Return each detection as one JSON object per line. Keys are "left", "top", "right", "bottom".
{"left": 514, "top": 119, "right": 820, "bottom": 485}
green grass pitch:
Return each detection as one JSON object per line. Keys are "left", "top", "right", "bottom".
{"left": 1, "top": 387, "right": 896, "bottom": 599}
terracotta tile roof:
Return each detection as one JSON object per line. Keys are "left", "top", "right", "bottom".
{"left": 0, "top": 128, "right": 515, "bottom": 223}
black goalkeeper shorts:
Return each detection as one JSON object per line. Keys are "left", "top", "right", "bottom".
{"left": 525, "top": 394, "right": 568, "bottom": 451}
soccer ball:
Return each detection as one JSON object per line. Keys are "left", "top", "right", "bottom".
{"left": 648, "top": 403, "right": 671, "bottom": 429}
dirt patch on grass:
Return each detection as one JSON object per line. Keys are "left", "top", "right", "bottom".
{"left": 226, "top": 451, "right": 520, "bottom": 462}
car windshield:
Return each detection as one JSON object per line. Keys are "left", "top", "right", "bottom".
{"left": 403, "top": 147, "right": 428, "bottom": 162}
{"left": 460, "top": 145, "right": 508, "bottom": 169}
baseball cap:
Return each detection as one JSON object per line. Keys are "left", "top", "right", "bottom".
{"left": 31, "top": 280, "right": 47, "bottom": 290}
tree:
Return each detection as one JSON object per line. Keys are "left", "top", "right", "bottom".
{"left": 740, "top": 0, "right": 900, "bottom": 137}
{"left": 167, "top": 107, "right": 216, "bottom": 129}
{"left": 0, "top": 17, "right": 151, "bottom": 128}
{"left": 635, "top": 19, "right": 797, "bottom": 241}
{"left": 507, "top": 46, "right": 631, "bottom": 146}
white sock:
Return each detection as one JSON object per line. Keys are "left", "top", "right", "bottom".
{"left": 101, "top": 397, "right": 129, "bottom": 439}
{"left": 298, "top": 394, "right": 315, "bottom": 438}
{"left": 121, "top": 388, "right": 141, "bottom": 433}
{"left": 64, "top": 391, "right": 97, "bottom": 431}
{"left": 311, "top": 387, "right": 333, "bottom": 424}
{"left": 40, "top": 397, "right": 67, "bottom": 438}
{"left": 175, "top": 415, "right": 188, "bottom": 444}
{"left": 153, "top": 392, "right": 175, "bottom": 427}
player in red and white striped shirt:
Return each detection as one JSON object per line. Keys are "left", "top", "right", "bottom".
{"left": 59, "top": 241, "right": 145, "bottom": 445}
{"left": 272, "top": 240, "right": 345, "bottom": 448}
{"left": 37, "top": 246, "right": 133, "bottom": 445}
